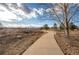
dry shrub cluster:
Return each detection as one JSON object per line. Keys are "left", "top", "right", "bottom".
{"left": 0, "top": 28, "right": 44, "bottom": 55}
{"left": 54, "top": 31, "right": 79, "bottom": 55}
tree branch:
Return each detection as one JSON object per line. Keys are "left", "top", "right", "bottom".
{"left": 52, "top": 8, "right": 65, "bottom": 26}
{"left": 67, "top": 4, "right": 79, "bottom": 23}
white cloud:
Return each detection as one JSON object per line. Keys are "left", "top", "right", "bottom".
{"left": 46, "top": 6, "right": 62, "bottom": 15}
{"left": 17, "top": 3, "right": 22, "bottom": 7}
{"left": 54, "top": 6, "right": 62, "bottom": 14}
{"left": 33, "top": 8, "right": 44, "bottom": 15}
{"left": 0, "top": 3, "right": 47, "bottom": 28}
{"left": 0, "top": 5, "right": 17, "bottom": 22}
{"left": 16, "top": 8, "right": 45, "bottom": 19}
{"left": 26, "top": 11, "right": 37, "bottom": 19}
{"left": 0, "top": 3, "right": 29, "bottom": 22}
{"left": 17, "top": 8, "right": 45, "bottom": 19}
{"left": 46, "top": 8, "right": 53, "bottom": 13}
{"left": 2, "top": 23, "right": 27, "bottom": 28}
{"left": 0, "top": 3, "right": 46, "bottom": 23}
{"left": 8, "top": 4, "right": 39, "bottom": 19}
{"left": 2, "top": 23, "right": 42, "bottom": 28}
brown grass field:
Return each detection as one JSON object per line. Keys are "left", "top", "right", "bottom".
{"left": 55, "top": 30, "right": 79, "bottom": 55}
{"left": 0, "top": 28, "right": 44, "bottom": 55}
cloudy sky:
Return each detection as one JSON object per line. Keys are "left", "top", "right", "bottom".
{"left": 0, "top": 3, "right": 54, "bottom": 27}
{"left": 0, "top": 3, "right": 79, "bottom": 27}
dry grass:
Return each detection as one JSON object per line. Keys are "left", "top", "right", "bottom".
{"left": 0, "top": 28, "right": 44, "bottom": 55}
{"left": 54, "top": 30, "right": 79, "bottom": 55}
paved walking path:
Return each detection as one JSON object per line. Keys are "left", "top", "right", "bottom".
{"left": 23, "top": 31, "right": 63, "bottom": 55}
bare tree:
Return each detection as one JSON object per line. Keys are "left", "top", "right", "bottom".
{"left": 50, "top": 3, "right": 79, "bottom": 38}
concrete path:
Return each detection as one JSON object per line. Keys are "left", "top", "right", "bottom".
{"left": 23, "top": 31, "right": 63, "bottom": 55}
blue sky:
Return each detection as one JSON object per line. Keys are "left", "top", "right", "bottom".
{"left": 0, "top": 3, "right": 79, "bottom": 27}
{"left": 21, "top": 3, "right": 54, "bottom": 26}
{"left": 18, "top": 3, "right": 55, "bottom": 27}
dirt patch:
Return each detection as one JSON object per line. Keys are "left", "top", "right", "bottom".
{"left": 54, "top": 31, "right": 79, "bottom": 55}
{"left": 0, "top": 28, "right": 45, "bottom": 55}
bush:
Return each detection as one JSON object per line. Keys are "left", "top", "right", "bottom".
{"left": 43, "top": 24, "right": 49, "bottom": 30}
{"left": 69, "top": 22, "right": 78, "bottom": 30}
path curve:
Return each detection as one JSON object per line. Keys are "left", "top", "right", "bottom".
{"left": 23, "top": 31, "right": 63, "bottom": 55}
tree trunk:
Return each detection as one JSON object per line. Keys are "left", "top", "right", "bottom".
{"left": 65, "top": 21, "right": 70, "bottom": 38}
{"left": 64, "top": 3, "right": 70, "bottom": 39}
